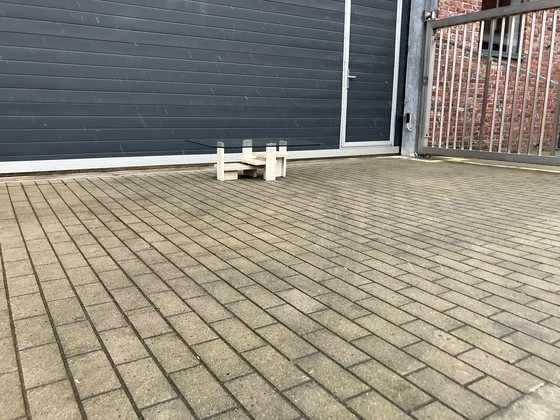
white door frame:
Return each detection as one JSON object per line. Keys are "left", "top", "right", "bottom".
{"left": 339, "top": 0, "right": 404, "bottom": 148}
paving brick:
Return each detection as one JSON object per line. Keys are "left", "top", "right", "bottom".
{"left": 276, "top": 289, "right": 325, "bottom": 314}
{"left": 310, "top": 309, "right": 369, "bottom": 341}
{"left": 400, "top": 287, "right": 455, "bottom": 311}
{"left": 410, "top": 401, "right": 464, "bottom": 420}
{"left": 67, "top": 350, "right": 121, "bottom": 399}
{"left": 186, "top": 295, "right": 232, "bottom": 324}
{"left": 491, "top": 312, "right": 560, "bottom": 343}
{"left": 516, "top": 356, "right": 560, "bottom": 386}
{"left": 408, "top": 368, "right": 497, "bottom": 419}
{"left": 20, "top": 343, "right": 67, "bottom": 389}
{"left": 243, "top": 346, "right": 309, "bottom": 391}
{"left": 446, "top": 307, "right": 513, "bottom": 337}
{"left": 9, "top": 293, "right": 46, "bottom": 320}
{"left": 402, "top": 320, "right": 471, "bottom": 355}
{"left": 211, "top": 318, "right": 265, "bottom": 353}
{"left": 267, "top": 304, "right": 322, "bottom": 335}
{"left": 203, "top": 281, "right": 245, "bottom": 304}
{"left": 467, "top": 377, "right": 522, "bottom": 408}
{"left": 0, "top": 336, "right": 17, "bottom": 375}
{"left": 57, "top": 320, "right": 101, "bottom": 357}
{"left": 100, "top": 327, "right": 149, "bottom": 365}
{"left": 350, "top": 358, "right": 431, "bottom": 411}
{"left": 14, "top": 315, "right": 56, "bottom": 350}
{"left": 0, "top": 371, "right": 26, "bottom": 419}
{"left": 405, "top": 341, "right": 484, "bottom": 385}
{"left": 142, "top": 398, "right": 194, "bottom": 420}
{"left": 127, "top": 307, "right": 172, "bottom": 339}
{"left": 226, "top": 373, "right": 300, "bottom": 419}
{"left": 111, "top": 287, "right": 150, "bottom": 312}
{"left": 86, "top": 301, "right": 127, "bottom": 332}
{"left": 144, "top": 333, "right": 199, "bottom": 374}
{"left": 356, "top": 314, "right": 420, "bottom": 348}
{"left": 439, "top": 290, "right": 500, "bottom": 317}
{"left": 82, "top": 389, "right": 137, "bottom": 419}
{"left": 226, "top": 299, "right": 275, "bottom": 329}
{"left": 257, "top": 323, "right": 315, "bottom": 361}
{"left": 6, "top": 274, "right": 39, "bottom": 297}
{"left": 284, "top": 382, "right": 356, "bottom": 419}
{"left": 148, "top": 291, "right": 191, "bottom": 317}
{"left": 193, "top": 339, "right": 252, "bottom": 382}
{"left": 346, "top": 390, "right": 410, "bottom": 419}
{"left": 315, "top": 292, "right": 371, "bottom": 319}
{"left": 168, "top": 312, "right": 217, "bottom": 345}
{"left": 451, "top": 326, "right": 528, "bottom": 363}
{"left": 27, "top": 380, "right": 81, "bottom": 420}
{"left": 503, "top": 332, "right": 560, "bottom": 365}
{"left": 297, "top": 353, "right": 369, "bottom": 400}
{"left": 118, "top": 358, "right": 177, "bottom": 409}
{"left": 352, "top": 335, "right": 425, "bottom": 375}
{"left": 239, "top": 284, "right": 284, "bottom": 309}
{"left": 458, "top": 349, "right": 543, "bottom": 393}
{"left": 171, "top": 365, "right": 237, "bottom": 418}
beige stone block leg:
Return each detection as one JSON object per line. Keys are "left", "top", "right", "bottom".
{"left": 216, "top": 144, "right": 227, "bottom": 181}
{"left": 264, "top": 144, "right": 277, "bottom": 181}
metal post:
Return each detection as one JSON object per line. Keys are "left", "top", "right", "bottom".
{"left": 479, "top": 18, "right": 497, "bottom": 150}
{"left": 518, "top": 13, "right": 537, "bottom": 154}
{"left": 508, "top": 13, "right": 526, "bottom": 153}
{"left": 489, "top": 17, "right": 506, "bottom": 152}
{"left": 528, "top": 10, "right": 548, "bottom": 154}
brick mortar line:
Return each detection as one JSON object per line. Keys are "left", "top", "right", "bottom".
{"left": 163, "top": 171, "right": 560, "bottom": 331}
{"left": 59, "top": 178, "right": 314, "bottom": 420}
{"left": 0, "top": 242, "right": 31, "bottom": 419}
{"left": 7, "top": 185, "right": 94, "bottom": 420}
{"left": 131, "top": 170, "right": 544, "bottom": 400}
{"left": 153, "top": 172, "right": 560, "bottom": 394}
{"left": 17, "top": 182, "right": 147, "bottom": 420}
{"left": 38, "top": 169, "right": 556, "bottom": 416}
{"left": 87, "top": 174, "right": 387, "bottom": 417}
{"left": 33, "top": 181, "right": 214, "bottom": 420}
{"left": 251, "top": 166, "right": 560, "bottom": 283}
{"left": 103, "top": 172, "right": 484, "bottom": 416}
{"left": 81, "top": 174, "right": 367, "bottom": 419}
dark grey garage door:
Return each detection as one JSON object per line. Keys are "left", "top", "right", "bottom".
{"left": 0, "top": 0, "right": 408, "bottom": 162}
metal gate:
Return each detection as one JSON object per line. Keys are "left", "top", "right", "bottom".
{"left": 419, "top": 0, "right": 560, "bottom": 165}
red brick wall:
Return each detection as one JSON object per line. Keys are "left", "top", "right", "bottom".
{"left": 427, "top": 2, "right": 560, "bottom": 153}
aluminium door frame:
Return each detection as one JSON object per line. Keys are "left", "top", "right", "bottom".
{"left": 339, "top": 0, "right": 404, "bottom": 148}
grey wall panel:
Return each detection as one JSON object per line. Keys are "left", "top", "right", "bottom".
{"left": 0, "top": 0, "right": 345, "bottom": 161}
{"left": 0, "top": 0, "right": 408, "bottom": 162}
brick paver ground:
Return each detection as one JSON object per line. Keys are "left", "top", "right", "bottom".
{"left": 1, "top": 156, "right": 559, "bottom": 419}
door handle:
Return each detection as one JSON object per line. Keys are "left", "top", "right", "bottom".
{"left": 346, "top": 74, "right": 356, "bottom": 88}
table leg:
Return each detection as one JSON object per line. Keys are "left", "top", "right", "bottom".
{"left": 279, "top": 144, "right": 287, "bottom": 177}
{"left": 216, "top": 145, "right": 225, "bottom": 181}
{"left": 264, "top": 144, "right": 277, "bottom": 181}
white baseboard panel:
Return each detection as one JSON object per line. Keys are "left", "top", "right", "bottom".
{"left": 0, "top": 145, "right": 400, "bottom": 174}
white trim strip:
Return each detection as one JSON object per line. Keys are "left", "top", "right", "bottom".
{"left": 0, "top": 146, "right": 399, "bottom": 175}
{"left": 339, "top": 0, "right": 352, "bottom": 147}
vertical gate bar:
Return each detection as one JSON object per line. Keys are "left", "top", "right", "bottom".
{"left": 528, "top": 10, "right": 548, "bottom": 154}
{"left": 479, "top": 18, "right": 497, "bottom": 150}
{"left": 462, "top": 22, "right": 476, "bottom": 149}
{"left": 470, "top": 20, "right": 485, "bottom": 150}
{"left": 439, "top": 27, "right": 452, "bottom": 148}
{"left": 500, "top": 15, "right": 517, "bottom": 153}
{"left": 551, "top": 85, "right": 560, "bottom": 156}
{"left": 446, "top": 25, "right": 460, "bottom": 149}
{"left": 519, "top": 12, "right": 537, "bottom": 154}
{"left": 453, "top": 25, "right": 468, "bottom": 149}
{"left": 489, "top": 17, "right": 507, "bottom": 152}
{"left": 431, "top": 29, "right": 443, "bottom": 147}
{"left": 420, "top": 21, "right": 438, "bottom": 150}
{"left": 539, "top": 9, "right": 557, "bottom": 156}
{"left": 508, "top": 13, "right": 527, "bottom": 153}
